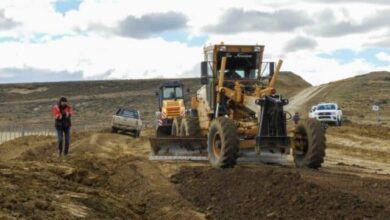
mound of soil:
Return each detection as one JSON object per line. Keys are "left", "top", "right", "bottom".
{"left": 172, "top": 166, "right": 390, "bottom": 220}
{"left": 0, "top": 132, "right": 203, "bottom": 220}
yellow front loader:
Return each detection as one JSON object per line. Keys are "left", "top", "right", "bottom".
{"left": 150, "top": 43, "right": 326, "bottom": 168}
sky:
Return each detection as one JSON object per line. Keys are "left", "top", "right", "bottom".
{"left": 0, "top": 0, "right": 389, "bottom": 85}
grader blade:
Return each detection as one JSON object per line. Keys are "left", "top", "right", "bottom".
{"left": 237, "top": 150, "right": 290, "bottom": 166}
{"left": 149, "top": 137, "right": 208, "bottom": 161}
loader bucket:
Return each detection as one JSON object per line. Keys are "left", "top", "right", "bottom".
{"left": 149, "top": 137, "right": 208, "bottom": 160}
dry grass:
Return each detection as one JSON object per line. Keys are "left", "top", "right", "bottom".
{"left": 0, "top": 72, "right": 310, "bottom": 129}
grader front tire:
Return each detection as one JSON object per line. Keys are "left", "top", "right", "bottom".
{"left": 207, "top": 117, "right": 239, "bottom": 168}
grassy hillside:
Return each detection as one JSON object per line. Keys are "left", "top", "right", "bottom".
{"left": 0, "top": 72, "right": 309, "bottom": 129}
{"left": 303, "top": 71, "right": 390, "bottom": 124}
{"left": 275, "top": 71, "right": 312, "bottom": 97}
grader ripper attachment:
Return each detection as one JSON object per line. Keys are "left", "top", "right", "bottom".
{"left": 149, "top": 43, "right": 326, "bottom": 168}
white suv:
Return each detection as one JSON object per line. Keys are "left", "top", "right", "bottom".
{"left": 309, "top": 103, "right": 342, "bottom": 126}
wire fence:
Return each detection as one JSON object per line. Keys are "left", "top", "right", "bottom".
{"left": 0, "top": 120, "right": 156, "bottom": 145}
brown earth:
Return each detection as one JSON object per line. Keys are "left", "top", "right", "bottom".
{"left": 172, "top": 166, "right": 390, "bottom": 220}
{"left": 0, "top": 131, "right": 204, "bottom": 220}
{"left": 0, "top": 128, "right": 389, "bottom": 220}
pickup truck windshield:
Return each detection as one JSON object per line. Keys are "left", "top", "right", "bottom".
{"left": 317, "top": 104, "right": 336, "bottom": 110}
{"left": 120, "top": 109, "right": 139, "bottom": 119}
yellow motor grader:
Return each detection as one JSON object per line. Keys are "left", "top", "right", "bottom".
{"left": 149, "top": 43, "right": 326, "bottom": 168}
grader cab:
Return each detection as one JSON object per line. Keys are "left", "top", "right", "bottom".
{"left": 150, "top": 43, "right": 326, "bottom": 168}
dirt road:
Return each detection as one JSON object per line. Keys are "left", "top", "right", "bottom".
{"left": 285, "top": 84, "right": 329, "bottom": 114}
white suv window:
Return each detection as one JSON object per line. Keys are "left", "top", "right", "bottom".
{"left": 317, "top": 104, "right": 336, "bottom": 110}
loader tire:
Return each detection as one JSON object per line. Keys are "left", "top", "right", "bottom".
{"left": 156, "top": 126, "right": 169, "bottom": 137}
{"left": 180, "top": 116, "right": 200, "bottom": 136}
{"left": 171, "top": 118, "right": 182, "bottom": 136}
{"left": 293, "top": 119, "right": 326, "bottom": 169}
{"left": 207, "top": 117, "right": 239, "bottom": 168}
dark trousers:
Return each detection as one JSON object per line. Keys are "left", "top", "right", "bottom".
{"left": 56, "top": 127, "right": 70, "bottom": 155}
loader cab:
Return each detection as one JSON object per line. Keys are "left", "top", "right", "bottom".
{"left": 161, "top": 84, "right": 183, "bottom": 100}
{"left": 157, "top": 81, "right": 184, "bottom": 99}
{"left": 156, "top": 81, "right": 184, "bottom": 111}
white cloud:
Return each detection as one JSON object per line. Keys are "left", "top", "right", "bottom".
{"left": 376, "top": 52, "right": 390, "bottom": 62}
{"left": 0, "top": 35, "right": 202, "bottom": 80}
{"left": 0, "top": 0, "right": 389, "bottom": 84}
{"left": 284, "top": 51, "right": 390, "bottom": 85}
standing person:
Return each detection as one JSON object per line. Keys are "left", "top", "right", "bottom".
{"left": 292, "top": 112, "right": 300, "bottom": 125}
{"left": 53, "top": 97, "right": 73, "bottom": 156}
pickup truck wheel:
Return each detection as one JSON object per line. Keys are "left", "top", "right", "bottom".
{"left": 156, "top": 126, "right": 169, "bottom": 137}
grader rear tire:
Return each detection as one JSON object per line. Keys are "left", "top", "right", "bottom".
{"left": 180, "top": 116, "right": 200, "bottom": 136}
{"left": 171, "top": 118, "right": 181, "bottom": 136}
{"left": 293, "top": 119, "right": 326, "bottom": 169}
{"left": 207, "top": 117, "right": 239, "bottom": 168}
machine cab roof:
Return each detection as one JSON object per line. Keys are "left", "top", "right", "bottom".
{"left": 159, "top": 80, "right": 184, "bottom": 100}
{"left": 202, "top": 44, "right": 275, "bottom": 82}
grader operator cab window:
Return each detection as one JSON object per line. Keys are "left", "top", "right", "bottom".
{"left": 217, "top": 52, "right": 259, "bottom": 80}
{"left": 201, "top": 61, "right": 213, "bottom": 85}
{"left": 260, "top": 62, "right": 275, "bottom": 78}
{"left": 162, "top": 86, "right": 183, "bottom": 99}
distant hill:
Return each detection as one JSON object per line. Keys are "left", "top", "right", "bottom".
{"left": 0, "top": 72, "right": 313, "bottom": 129}
{"left": 289, "top": 71, "right": 390, "bottom": 124}
{"left": 275, "top": 71, "right": 312, "bottom": 98}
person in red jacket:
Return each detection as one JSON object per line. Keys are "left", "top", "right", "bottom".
{"left": 53, "top": 97, "right": 73, "bottom": 156}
